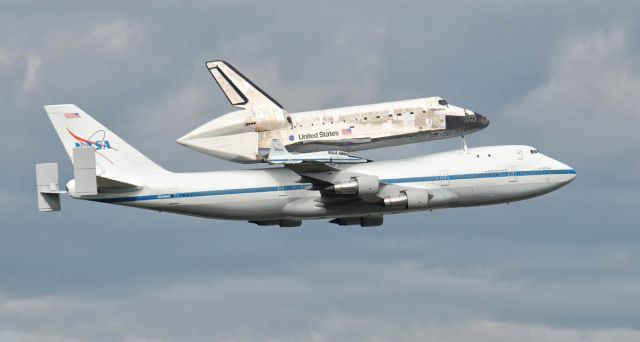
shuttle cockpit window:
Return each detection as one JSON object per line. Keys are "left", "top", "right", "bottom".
{"left": 530, "top": 149, "right": 541, "bottom": 154}
{"left": 438, "top": 99, "right": 448, "bottom": 106}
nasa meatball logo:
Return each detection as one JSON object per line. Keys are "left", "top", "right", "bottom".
{"left": 67, "top": 128, "right": 114, "bottom": 150}
{"left": 288, "top": 135, "right": 295, "bottom": 141}
{"left": 66, "top": 128, "right": 118, "bottom": 164}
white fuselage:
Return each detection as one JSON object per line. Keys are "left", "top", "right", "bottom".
{"left": 69, "top": 145, "right": 575, "bottom": 222}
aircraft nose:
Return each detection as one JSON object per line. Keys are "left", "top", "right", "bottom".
{"left": 551, "top": 159, "right": 577, "bottom": 186}
{"left": 474, "top": 112, "right": 490, "bottom": 129}
{"left": 461, "top": 112, "right": 490, "bottom": 133}
{"left": 565, "top": 166, "right": 577, "bottom": 184}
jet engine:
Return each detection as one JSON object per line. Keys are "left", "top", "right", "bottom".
{"left": 327, "top": 176, "right": 379, "bottom": 195}
{"left": 329, "top": 215, "right": 383, "bottom": 227}
{"left": 383, "top": 190, "right": 431, "bottom": 209}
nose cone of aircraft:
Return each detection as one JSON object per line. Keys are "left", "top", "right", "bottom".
{"left": 474, "top": 112, "right": 490, "bottom": 129}
{"left": 559, "top": 163, "right": 577, "bottom": 185}
{"left": 460, "top": 112, "right": 490, "bottom": 134}
{"left": 547, "top": 157, "right": 577, "bottom": 189}
{"left": 524, "top": 156, "right": 576, "bottom": 199}
{"left": 444, "top": 110, "right": 490, "bottom": 135}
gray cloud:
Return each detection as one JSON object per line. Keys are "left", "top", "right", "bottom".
{"left": 1, "top": 0, "right": 640, "bottom": 340}
{"left": 2, "top": 261, "right": 640, "bottom": 341}
{"left": 504, "top": 25, "right": 640, "bottom": 160}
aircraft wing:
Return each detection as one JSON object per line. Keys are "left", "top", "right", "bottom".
{"left": 206, "top": 60, "right": 283, "bottom": 110}
{"left": 286, "top": 161, "right": 340, "bottom": 173}
{"left": 286, "top": 164, "right": 431, "bottom": 207}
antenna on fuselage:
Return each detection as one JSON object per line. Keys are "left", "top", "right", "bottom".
{"left": 461, "top": 135, "right": 469, "bottom": 154}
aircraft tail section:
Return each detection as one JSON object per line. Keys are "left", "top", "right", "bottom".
{"left": 44, "top": 104, "right": 169, "bottom": 178}
{"left": 206, "top": 60, "right": 283, "bottom": 109}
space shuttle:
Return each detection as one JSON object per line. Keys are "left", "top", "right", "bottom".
{"left": 177, "top": 60, "right": 489, "bottom": 163}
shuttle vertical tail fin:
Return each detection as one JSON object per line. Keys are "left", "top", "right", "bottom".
{"left": 206, "top": 60, "right": 283, "bottom": 109}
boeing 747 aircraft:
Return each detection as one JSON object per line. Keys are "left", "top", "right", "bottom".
{"left": 37, "top": 105, "right": 575, "bottom": 227}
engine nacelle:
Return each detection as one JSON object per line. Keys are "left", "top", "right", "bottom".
{"left": 383, "top": 190, "right": 431, "bottom": 209}
{"left": 249, "top": 219, "right": 302, "bottom": 228}
{"left": 329, "top": 176, "right": 379, "bottom": 195}
{"left": 361, "top": 215, "right": 383, "bottom": 227}
{"left": 329, "top": 215, "right": 383, "bottom": 227}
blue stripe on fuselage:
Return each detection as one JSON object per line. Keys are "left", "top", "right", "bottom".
{"left": 94, "top": 169, "right": 576, "bottom": 204}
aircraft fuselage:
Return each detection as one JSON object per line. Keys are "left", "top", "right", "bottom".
{"left": 67, "top": 145, "right": 575, "bottom": 225}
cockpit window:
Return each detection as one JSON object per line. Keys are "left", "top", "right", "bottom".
{"left": 530, "top": 149, "right": 541, "bottom": 154}
{"left": 438, "top": 99, "right": 448, "bottom": 106}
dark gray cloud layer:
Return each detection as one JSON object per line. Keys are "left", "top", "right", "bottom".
{"left": 1, "top": 1, "right": 639, "bottom": 341}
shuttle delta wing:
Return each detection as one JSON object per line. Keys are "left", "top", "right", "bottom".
{"left": 206, "top": 60, "right": 283, "bottom": 109}
{"left": 267, "top": 139, "right": 370, "bottom": 165}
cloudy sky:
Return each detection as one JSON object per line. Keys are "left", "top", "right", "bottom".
{"left": 1, "top": 0, "right": 640, "bottom": 341}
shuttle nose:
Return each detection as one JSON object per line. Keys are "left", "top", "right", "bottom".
{"left": 474, "top": 112, "right": 490, "bottom": 129}
{"left": 461, "top": 112, "right": 490, "bottom": 133}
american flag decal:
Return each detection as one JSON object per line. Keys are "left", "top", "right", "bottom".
{"left": 64, "top": 113, "right": 81, "bottom": 119}
{"left": 341, "top": 128, "right": 352, "bottom": 135}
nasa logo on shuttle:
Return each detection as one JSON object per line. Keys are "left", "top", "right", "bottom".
{"left": 288, "top": 135, "right": 295, "bottom": 141}
{"left": 66, "top": 128, "right": 115, "bottom": 150}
